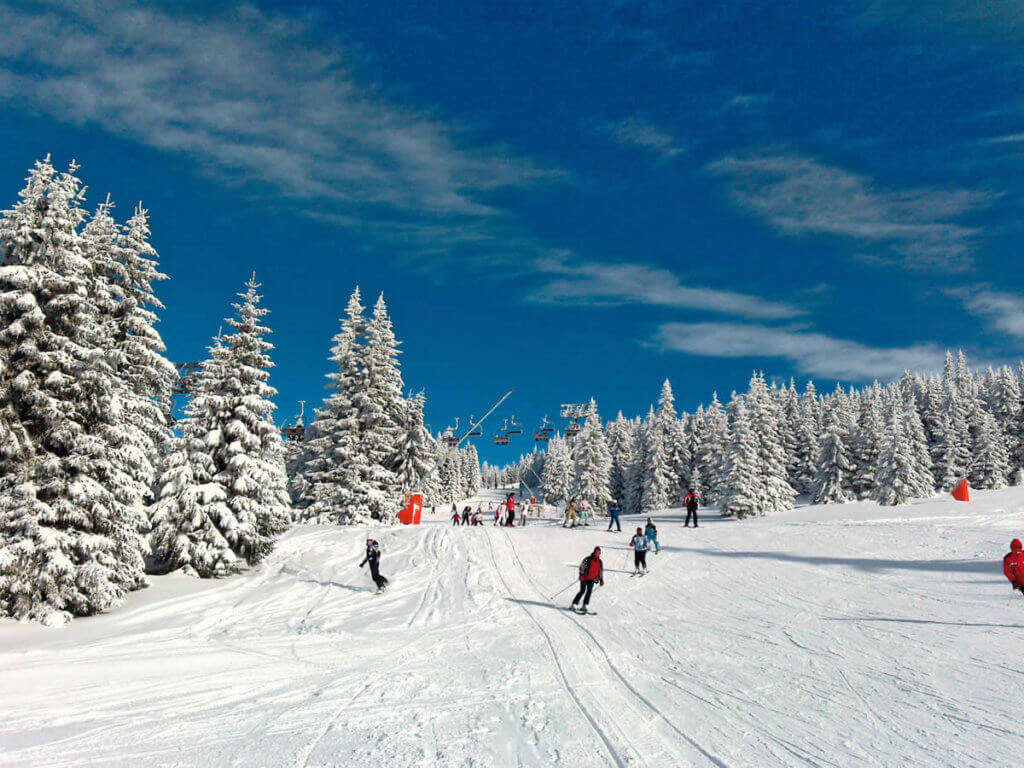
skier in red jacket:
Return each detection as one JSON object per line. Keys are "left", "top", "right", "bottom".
{"left": 1004, "top": 539, "right": 1024, "bottom": 593}
{"left": 570, "top": 547, "right": 604, "bottom": 614}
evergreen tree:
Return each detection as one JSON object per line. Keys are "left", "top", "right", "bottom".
{"left": 541, "top": 435, "right": 575, "bottom": 506}
{"left": 575, "top": 399, "right": 612, "bottom": 513}
{"left": 640, "top": 406, "right": 673, "bottom": 512}
{"left": 150, "top": 277, "right": 290, "bottom": 575}
{"left": 606, "top": 412, "right": 635, "bottom": 505}
{"left": 746, "top": 372, "right": 796, "bottom": 513}
{"left": 720, "top": 397, "right": 761, "bottom": 519}
{"left": 0, "top": 159, "right": 148, "bottom": 623}
{"left": 971, "top": 409, "right": 1011, "bottom": 489}
{"left": 812, "top": 401, "right": 854, "bottom": 504}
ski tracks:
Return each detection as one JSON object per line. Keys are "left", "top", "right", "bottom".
{"left": 487, "top": 528, "right": 728, "bottom": 768}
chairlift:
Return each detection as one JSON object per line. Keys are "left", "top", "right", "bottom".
{"left": 507, "top": 415, "right": 523, "bottom": 435}
{"left": 565, "top": 418, "right": 581, "bottom": 438}
{"left": 533, "top": 429, "right": 550, "bottom": 442}
{"left": 467, "top": 415, "right": 482, "bottom": 437}
{"left": 442, "top": 417, "right": 460, "bottom": 447}
{"left": 281, "top": 400, "right": 307, "bottom": 442}
{"left": 173, "top": 361, "right": 201, "bottom": 395}
{"left": 539, "top": 415, "right": 554, "bottom": 435}
{"left": 493, "top": 432, "right": 510, "bottom": 446}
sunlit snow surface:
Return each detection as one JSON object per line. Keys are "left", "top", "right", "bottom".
{"left": 2, "top": 487, "right": 1023, "bottom": 767}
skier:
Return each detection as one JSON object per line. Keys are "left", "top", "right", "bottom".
{"left": 578, "top": 498, "right": 590, "bottom": 527}
{"left": 607, "top": 499, "right": 622, "bottom": 532}
{"left": 630, "top": 527, "right": 650, "bottom": 574}
{"left": 1004, "top": 539, "right": 1024, "bottom": 594}
{"left": 562, "top": 498, "right": 579, "bottom": 528}
{"left": 359, "top": 538, "right": 389, "bottom": 593}
{"left": 645, "top": 518, "right": 661, "bottom": 554}
{"left": 451, "top": 506, "right": 461, "bottom": 526}
{"left": 506, "top": 493, "right": 516, "bottom": 527}
{"left": 461, "top": 505, "right": 471, "bottom": 526}
{"left": 570, "top": 546, "right": 604, "bottom": 614}
{"left": 684, "top": 488, "right": 699, "bottom": 528}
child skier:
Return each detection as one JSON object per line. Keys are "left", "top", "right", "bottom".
{"left": 570, "top": 546, "right": 604, "bottom": 614}
{"left": 451, "top": 506, "right": 460, "bottom": 526}
{"left": 563, "top": 498, "right": 579, "bottom": 528}
{"left": 359, "top": 538, "right": 389, "bottom": 593}
{"left": 683, "top": 488, "right": 699, "bottom": 528}
{"left": 645, "top": 518, "right": 660, "bottom": 554}
{"left": 631, "top": 527, "right": 650, "bottom": 574}
{"left": 578, "top": 498, "right": 590, "bottom": 527}
{"left": 1004, "top": 539, "right": 1024, "bottom": 594}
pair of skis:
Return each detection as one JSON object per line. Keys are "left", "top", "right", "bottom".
{"left": 631, "top": 570, "right": 648, "bottom": 577}
{"left": 567, "top": 606, "right": 596, "bottom": 616}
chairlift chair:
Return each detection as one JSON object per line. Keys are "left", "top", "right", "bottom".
{"left": 442, "top": 417, "right": 460, "bottom": 447}
{"left": 493, "top": 432, "right": 510, "bottom": 446}
{"left": 507, "top": 415, "right": 523, "bottom": 435}
{"left": 467, "top": 415, "right": 482, "bottom": 437}
{"left": 280, "top": 400, "right": 307, "bottom": 442}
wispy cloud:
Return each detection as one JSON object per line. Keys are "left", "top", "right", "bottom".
{"left": 706, "top": 150, "right": 996, "bottom": 271}
{"left": 0, "top": 1, "right": 560, "bottom": 268}
{"left": 530, "top": 259, "right": 800, "bottom": 319}
{"left": 605, "top": 117, "right": 686, "bottom": 159}
{"left": 655, "top": 321, "right": 945, "bottom": 381}
{"left": 950, "top": 286, "right": 1024, "bottom": 338}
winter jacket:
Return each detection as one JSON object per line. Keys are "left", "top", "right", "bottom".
{"left": 579, "top": 553, "right": 604, "bottom": 582}
{"left": 684, "top": 492, "right": 698, "bottom": 512}
{"left": 360, "top": 543, "right": 380, "bottom": 568}
{"left": 645, "top": 523, "right": 657, "bottom": 539}
{"left": 507, "top": 496, "right": 516, "bottom": 512}
{"left": 608, "top": 503, "right": 621, "bottom": 518}
{"left": 1005, "top": 539, "right": 1024, "bottom": 588}
{"left": 631, "top": 534, "right": 649, "bottom": 551}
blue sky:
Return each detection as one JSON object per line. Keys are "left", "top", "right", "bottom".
{"left": 2, "top": 0, "right": 1024, "bottom": 462}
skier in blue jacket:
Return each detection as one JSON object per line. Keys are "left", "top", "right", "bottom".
{"left": 606, "top": 499, "right": 622, "bottom": 532}
{"left": 644, "top": 518, "right": 660, "bottom": 554}
{"left": 630, "top": 528, "right": 650, "bottom": 575}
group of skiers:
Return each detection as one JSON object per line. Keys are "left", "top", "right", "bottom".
{"left": 562, "top": 496, "right": 594, "bottom": 528}
{"left": 450, "top": 493, "right": 526, "bottom": 527}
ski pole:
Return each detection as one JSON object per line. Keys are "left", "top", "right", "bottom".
{"left": 549, "top": 579, "right": 578, "bottom": 601}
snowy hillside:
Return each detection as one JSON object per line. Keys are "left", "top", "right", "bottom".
{"left": 2, "top": 487, "right": 1023, "bottom": 767}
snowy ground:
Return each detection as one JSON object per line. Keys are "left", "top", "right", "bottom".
{"left": 3, "top": 488, "right": 1024, "bottom": 767}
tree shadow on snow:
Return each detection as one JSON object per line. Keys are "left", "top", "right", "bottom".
{"left": 681, "top": 548, "right": 996, "bottom": 575}
{"left": 825, "top": 616, "right": 1024, "bottom": 629}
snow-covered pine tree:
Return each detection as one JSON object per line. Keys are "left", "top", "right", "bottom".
{"left": 541, "top": 435, "right": 575, "bottom": 506}
{"left": 873, "top": 399, "right": 920, "bottom": 506}
{"left": 745, "top": 372, "right": 795, "bottom": 514}
{"left": 720, "top": 395, "right": 761, "bottom": 519}
{"left": 575, "top": 399, "right": 612, "bottom": 514}
{"left": 0, "top": 159, "right": 149, "bottom": 622}
{"left": 987, "top": 366, "right": 1024, "bottom": 476}
{"left": 812, "top": 399, "right": 854, "bottom": 504}
{"left": 849, "top": 385, "right": 884, "bottom": 500}
{"left": 933, "top": 352, "right": 973, "bottom": 491}
{"left": 971, "top": 409, "right": 1011, "bottom": 490}
{"left": 696, "top": 393, "right": 728, "bottom": 503}
{"left": 791, "top": 382, "right": 821, "bottom": 495}
{"left": 150, "top": 276, "right": 290, "bottom": 575}
{"left": 606, "top": 412, "right": 635, "bottom": 506}
{"left": 640, "top": 405, "right": 674, "bottom": 513}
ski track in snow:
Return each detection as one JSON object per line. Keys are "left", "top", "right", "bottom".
{"left": 3, "top": 488, "right": 1024, "bottom": 766}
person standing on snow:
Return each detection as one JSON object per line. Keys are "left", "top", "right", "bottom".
{"left": 631, "top": 527, "right": 650, "bottom": 574}
{"left": 506, "top": 493, "right": 516, "bottom": 527}
{"left": 570, "top": 546, "right": 604, "bottom": 613}
{"left": 607, "top": 499, "right": 622, "bottom": 532}
{"left": 451, "top": 506, "right": 461, "bottom": 526}
{"left": 359, "top": 538, "right": 389, "bottom": 592}
{"left": 645, "top": 518, "right": 661, "bottom": 554}
{"left": 1004, "top": 539, "right": 1024, "bottom": 595}
{"left": 461, "top": 505, "right": 471, "bottom": 526}
{"left": 683, "top": 488, "right": 699, "bottom": 528}
{"left": 578, "top": 498, "right": 590, "bottom": 527}
{"left": 563, "top": 498, "right": 579, "bottom": 528}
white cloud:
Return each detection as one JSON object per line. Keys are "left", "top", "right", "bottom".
{"left": 706, "top": 150, "right": 995, "bottom": 271}
{"left": 655, "top": 321, "right": 945, "bottom": 381}
{"left": 530, "top": 260, "right": 800, "bottom": 319}
{"left": 605, "top": 117, "right": 686, "bottom": 159}
{"left": 951, "top": 286, "right": 1024, "bottom": 338}
{"left": 0, "top": 1, "right": 560, "bottom": 267}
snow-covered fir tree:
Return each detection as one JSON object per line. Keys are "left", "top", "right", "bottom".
{"left": 574, "top": 399, "right": 612, "bottom": 513}
{"left": 150, "top": 276, "right": 290, "bottom": 576}
{"left": 746, "top": 372, "right": 796, "bottom": 513}
{"left": 812, "top": 400, "right": 854, "bottom": 504}
{"left": 0, "top": 159, "right": 149, "bottom": 622}
{"left": 541, "top": 435, "right": 575, "bottom": 506}
{"left": 719, "top": 396, "right": 761, "bottom": 518}
{"left": 640, "top": 405, "right": 674, "bottom": 513}
{"left": 606, "top": 412, "right": 635, "bottom": 506}
{"left": 971, "top": 409, "right": 1011, "bottom": 490}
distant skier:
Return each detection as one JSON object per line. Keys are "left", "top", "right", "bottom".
{"left": 563, "top": 498, "right": 579, "bottom": 528}
{"left": 506, "top": 493, "right": 516, "bottom": 527}
{"left": 645, "top": 518, "right": 660, "bottom": 554}
{"left": 472, "top": 510, "right": 482, "bottom": 526}
{"left": 359, "top": 538, "right": 389, "bottom": 592}
{"left": 578, "top": 498, "right": 590, "bottom": 527}
{"left": 607, "top": 499, "right": 622, "bottom": 532}
{"left": 684, "top": 488, "right": 699, "bottom": 528}
{"left": 1004, "top": 539, "right": 1024, "bottom": 594}
{"left": 631, "top": 527, "right": 650, "bottom": 574}
{"left": 570, "top": 546, "right": 604, "bottom": 614}
{"left": 451, "top": 506, "right": 461, "bottom": 526}
{"left": 462, "top": 505, "right": 471, "bottom": 526}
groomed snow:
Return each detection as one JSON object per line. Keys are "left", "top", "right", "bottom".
{"left": 2, "top": 487, "right": 1023, "bottom": 767}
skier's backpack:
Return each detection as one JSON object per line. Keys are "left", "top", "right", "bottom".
{"left": 578, "top": 556, "right": 592, "bottom": 578}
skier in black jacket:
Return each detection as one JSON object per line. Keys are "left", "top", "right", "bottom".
{"left": 359, "top": 538, "right": 389, "bottom": 592}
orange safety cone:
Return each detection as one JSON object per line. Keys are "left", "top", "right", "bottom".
{"left": 951, "top": 478, "right": 970, "bottom": 502}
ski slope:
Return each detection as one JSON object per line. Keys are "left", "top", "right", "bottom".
{"left": 2, "top": 488, "right": 1024, "bottom": 767}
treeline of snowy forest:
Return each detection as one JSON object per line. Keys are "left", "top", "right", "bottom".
{"left": 0, "top": 158, "right": 477, "bottom": 625}
{"left": 489, "top": 354, "right": 1022, "bottom": 518}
